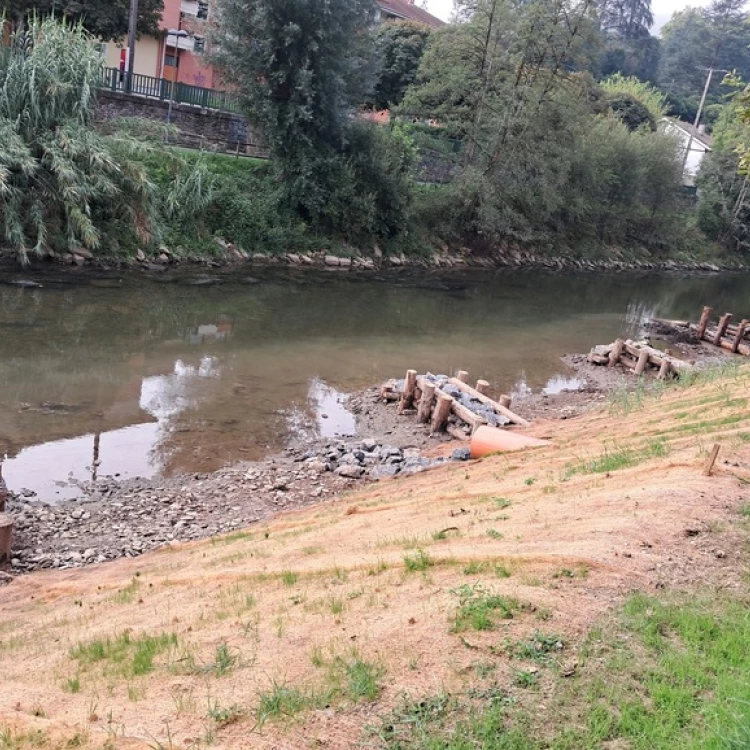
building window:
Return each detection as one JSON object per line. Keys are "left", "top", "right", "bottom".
{"left": 197, "top": 1, "right": 209, "bottom": 19}
{"left": 193, "top": 36, "right": 205, "bottom": 53}
{"left": 165, "top": 54, "right": 178, "bottom": 67}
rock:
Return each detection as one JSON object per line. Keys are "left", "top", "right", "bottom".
{"left": 136, "top": 249, "right": 146, "bottom": 262}
{"left": 158, "top": 253, "right": 170, "bottom": 264}
{"left": 335, "top": 465, "right": 364, "bottom": 479}
{"left": 370, "top": 464, "right": 400, "bottom": 480}
{"left": 72, "top": 254, "right": 86, "bottom": 267}
{"left": 389, "top": 255, "right": 403, "bottom": 266}
{"left": 451, "top": 447, "right": 471, "bottom": 461}
{"left": 361, "top": 438, "right": 378, "bottom": 452}
{"left": 72, "top": 247, "right": 93, "bottom": 259}
{"left": 324, "top": 255, "right": 340, "bottom": 267}
{"left": 338, "top": 257, "right": 352, "bottom": 268}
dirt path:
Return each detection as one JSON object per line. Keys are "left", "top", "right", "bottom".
{"left": 1, "top": 368, "right": 749, "bottom": 749}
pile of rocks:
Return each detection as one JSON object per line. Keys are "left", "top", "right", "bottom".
{"left": 4, "top": 437, "right": 469, "bottom": 574}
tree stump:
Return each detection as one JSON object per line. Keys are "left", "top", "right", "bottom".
{"left": 431, "top": 392, "right": 454, "bottom": 432}
{"left": 397, "top": 369, "right": 418, "bottom": 415}
{"left": 713, "top": 313, "right": 732, "bottom": 346}
{"left": 0, "top": 514, "right": 12, "bottom": 563}
{"left": 608, "top": 339, "right": 624, "bottom": 367}
{"left": 456, "top": 370, "right": 469, "bottom": 383}
{"left": 634, "top": 349, "right": 650, "bottom": 376}
{"left": 731, "top": 320, "right": 749, "bottom": 353}
{"left": 475, "top": 379, "right": 490, "bottom": 395}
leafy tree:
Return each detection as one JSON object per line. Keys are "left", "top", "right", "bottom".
{"left": 607, "top": 93, "right": 656, "bottom": 130}
{"left": 371, "top": 20, "right": 432, "bottom": 110}
{"left": 600, "top": 73, "right": 666, "bottom": 128}
{"left": 599, "top": 0, "right": 653, "bottom": 40}
{"left": 212, "top": 0, "right": 402, "bottom": 235}
{"left": 1, "top": 0, "right": 164, "bottom": 40}
{"left": 599, "top": 34, "right": 660, "bottom": 82}
{"left": 659, "top": 0, "right": 750, "bottom": 104}
{"left": 0, "top": 17, "right": 156, "bottom": 263}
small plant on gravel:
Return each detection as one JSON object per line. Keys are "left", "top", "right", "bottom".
{"left": 403, "top": 549, "right": 432, "bottom": 572}
{"left": 63, "top": 674, "right": 81, "bottom": 693}
{"left": 328, "top": 597, "right": 345, "bottom": 615}
{"left": 211, "top": 642, "right": 238, "bottom": 676}
{"left": 486, "top": 528, "right": 503, "bottom": 540}
{"left": 71, "top": 632, "right": 178, "bottom": 678}
{"left": 341, "top": 654, "right": 384, "bottom": 702}
{"left": 513, "top": 669, "right": 539, "bottom": 688}
{"left": 207, "top": 701, "right": 244, "bottom": 728}
{"left": 509, "top": 631, "right": 564, "bottom": 663}
{"left": 739, "top": 503, "right": 750, "bottom": 518}
{"left": 256, "top": 682, "right": 311, "bottom": 726}
{"left": 463, "top": 561, "right": 488, "bottom": 575}
{"left": 451, "top": 584, "right": 522, "bottom": 632}
{"left": 281, "top": 570, "right": 299, "bottom": 586}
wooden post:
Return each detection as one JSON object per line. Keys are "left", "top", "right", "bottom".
{"left": 0, "top": 464, "right": 6, "bottom": 513}
{"left": 417, "top": 381, "right": 436, "bottom": 423}
{"left": 431, "top": 392, "right": 454, "bottom": 432}
{"left": 475, "top": 379, "right": 490, "bottom": 395}
{"left": 446, "top": 377, "right": 529, "bottom": 426}
{"left": 731, "top": 320, "right": 749, "bottom": 353}
{"left": 634, "top": 349, "right": 650, "bottom": 376}
{"left": 0, "top": 514, "right": 12, "bottom": 563}
{"left": 397, "top": 369, "right": 418, "bottom": 415}
{"left": 608, "top": 339, "right": 624, "bottom": 367}
{"left": 703, "top": 443, "right": 721, "bottom": 476}
{"left": 713, "top": 313, "right": 732, "bottom": 346}
{"left": 456, "top": 370, "right": 469, "bottom": 383}
{"left": 657, "top": 359, "right": 671, "bottom": 380}
{"left": 499, "top": 394, "right": 512, "bottom": 409}
{"left": 696, "top": 306, "right": 712, "bottom": 339}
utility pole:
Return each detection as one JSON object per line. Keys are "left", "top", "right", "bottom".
{"left": 681, "top": 67, "right": 728, "bottom": 175}
{"left": 126, "top": 0, "right": 138, "bottom": 93}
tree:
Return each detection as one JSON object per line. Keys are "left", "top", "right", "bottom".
{"left": 659, "top": 0, "right": 750, "bottom": 104}
{"left": 1, "top": 0, "right": 164, "bottom": 40}
{"left": 0, "top": 17, "right": 155, "bottom": 263}
{"left": 596, "top": 0, "right": 659, "bottom": 82}
{"left": 600, "top": 73, "right": 666, "bottom": 128}
{"left": 371, "top": 21, "right": 432, "bottom": 110}
{"left": 599, "top": 0, "right": 653, "bottom": 40}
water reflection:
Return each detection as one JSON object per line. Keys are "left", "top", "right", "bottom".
{"left": 1, "top": 267, "right": 750, "bottom": 501}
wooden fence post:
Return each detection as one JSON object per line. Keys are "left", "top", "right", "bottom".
{"left": 713, "top": 313, "right": 732, "bottom": 346}
{"left": 696, "top": 306, "right": 712, "bottom": 339}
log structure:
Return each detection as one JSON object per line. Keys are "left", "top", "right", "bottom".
{"left": 690, "top": 306, "right": 750, "bottom": 356}
{"left": 386, "top": 369, "right": 529, "bottom": 436}
{"left": 0, "top": 514, "right": 12, "bottom": 564}
{"left": 588, "top": 339, "right": 690, "bottom": 379}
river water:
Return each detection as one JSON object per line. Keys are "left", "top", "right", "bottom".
{"left": 1, "top": 266, "right": 748, "bottom": 502}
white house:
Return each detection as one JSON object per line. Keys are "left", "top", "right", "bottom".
{"left": 661, "top": 118, "right": 713, "bottom": 187}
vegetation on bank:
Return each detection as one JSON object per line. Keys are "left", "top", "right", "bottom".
{"left": 3, "top": 7, "right": 750, "bottom": 265}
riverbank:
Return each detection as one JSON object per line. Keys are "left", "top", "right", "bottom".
{"left": 3, "top": 320, "right": 734, "bottom": 575}
{"left": 1, "top": 367, "right": 749, "bottom": 749}
{"left": 1, "top": 239, "right": 746, "bottom": 276}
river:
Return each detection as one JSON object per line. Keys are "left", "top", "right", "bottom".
{"left": 1, "top": 266, "right": 748, "bottom": 502}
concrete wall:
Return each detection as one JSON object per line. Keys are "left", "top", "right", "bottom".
{"left": 95, "top": 90, "right": 267, "bottom": 157}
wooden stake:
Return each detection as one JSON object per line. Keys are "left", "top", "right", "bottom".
{"left": 713, "top": 313, "right": 732, "bottom": 346}
{"left": 696, "top": 306, "right": 712, "bottom": 339}
{"left": 417, "top": 381, "right": 436, "bottom": 423}
{"left": 397, "top": 369, "right": 418, "bottom": 415}
{"left": 0, "top": 513, "right": 12, "bottom": 563}
{"left": 703, "top": 443, "right": 721, "bottom": 476}
{"left": 499, "top": 394, "right": 512, "bottom": 409}
{"left": 608, "top": 339, "right": 624, "bottom": 367}
{"left": 431, "top": 391, "right": 454, "bottom": 432}
{"left": 731, "top": 319, "right": 749, "bottom": 353}
{"left": 657, "top": 359, "right": 671, "bottom": 380}
{"left": 456, "top": 370, "right": 469, "bottom": 383}
{"left": 634, "top": 349, "right": 650, "bottom": 376}
{"left": 475, "top": 379, "right": 490, "bottom": 395}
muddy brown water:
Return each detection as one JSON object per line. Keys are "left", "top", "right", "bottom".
{"left": 1, "top": 266, "right": 749, "bottom": 502}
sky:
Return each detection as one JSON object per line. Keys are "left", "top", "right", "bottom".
{"left": 425, "top": 0, "right": 714, "bottom": 33}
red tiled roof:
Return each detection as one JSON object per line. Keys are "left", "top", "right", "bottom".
{"left": 376, "top": 0, "right": 446, "bottom": 28}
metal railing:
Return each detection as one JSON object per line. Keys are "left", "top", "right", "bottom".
{"left": 100, "top": 67, "right": 241, "bottom": 114}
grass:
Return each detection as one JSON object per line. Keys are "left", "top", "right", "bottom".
{"left": 70, "top": 632, "right": 178, "bottom": 678}
{"left": 403, "top": 549, "right": 432, "bottom": 572}
{"left": 509, "top": 631, "right": 564, "bottom": 663}
{"left": 256, "top": 682, "right": 312, "bottom": 727}
{"left": 486, "top": 529, "right": 504, "bottom": 540}
{"left": 566, "top": 438, "right": 669, "bottom": 476}
{"left": 281, "top": 570, "right": 299, "bottom": 586}
{"left": 451, "top": 584, "right": 522, "bottom": 632}
{"left": 342, "top": 656, "right": 383, "bottom": 702}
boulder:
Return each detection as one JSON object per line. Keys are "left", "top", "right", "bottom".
{"left": 324, "top": 255, "right": 340, "bottom": 267}
{"left": 335, "top": 464, "right": 364, "bottom": 479}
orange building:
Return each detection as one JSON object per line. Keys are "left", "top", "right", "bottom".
{"left": 102, "top": 0, "right": 444, "bottom": 90}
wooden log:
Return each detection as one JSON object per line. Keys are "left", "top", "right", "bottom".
{"left": 417, "top": 381, "right": 436, "bottom": 423}
{"left": 499, "top": 394, "right": 512, "bottom": 409}
{"left": 657, "top": 359, "right": 671, "bottom": 380}
{"left": 456, "top": 370, "right": 469, "bottom": 383}
{"left": 623, "top": 341, "right": 690, "bottom": 371}
{"left": 713, "top": 313, "right": 732, "bottom": 346}
{"left": 446, "top": 377, "right": 529, "bottom": 426}
{"left": 731, "top": 320, "right": 749, "bottom": 353}
{"left": 633, "top": 349, "right": 650, "bottom": 376}
{"left": 475, "top": 379, "right": 490, "bottom": 395}
{"left": 0, "top": 513, "right": 12, "bottom": 563}
{"left": 397, "top": 369, "right": 418, "bottom": 415}
{"left": 450, "top": 400, "right": 487, "bottom": 433}
{"left": 696, "top": 306, "right": 712, "bottom": 339}
{"left": 703, "top": 443, "right": 721, "bottom": 476}
{"left": 711, "top": 336, "right": 750, "bottom": 357}
{"left": 431, "top": 391, "right": 454, "bottom": 432}
{"left": 608, "top": 338, "right": 624, "bottom": 367}
{"left": 446, "top": 424, "right": 470, "bottom": 441}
